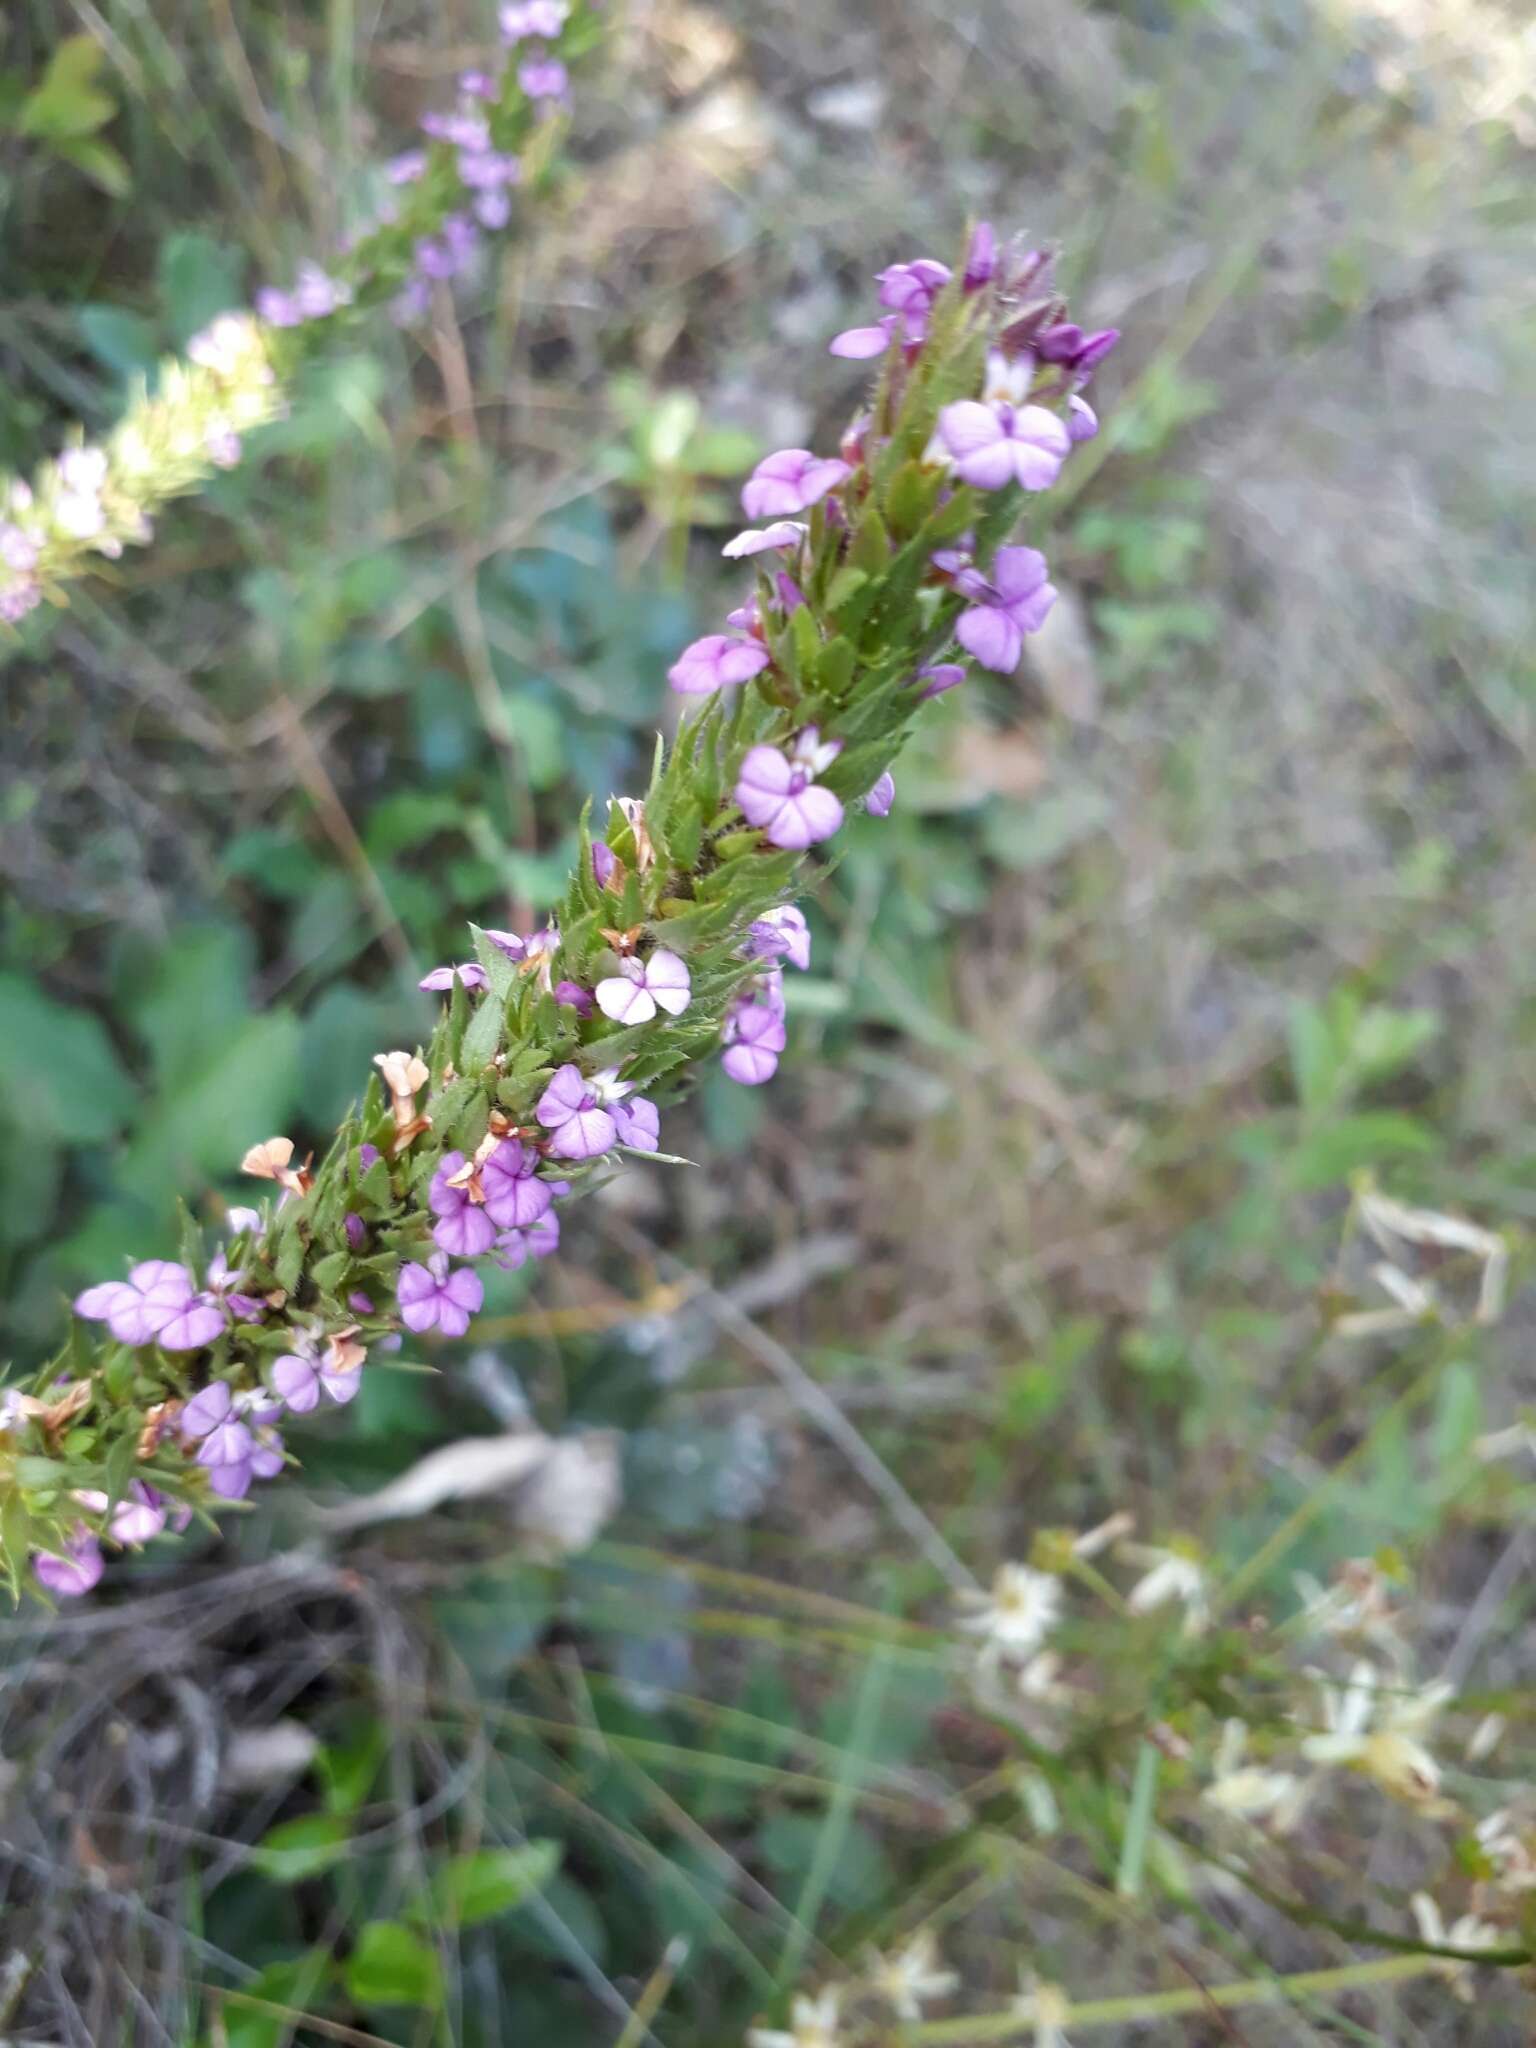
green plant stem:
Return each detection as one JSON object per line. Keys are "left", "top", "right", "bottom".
{"left": 905, "top": 1954, "right": 1442, "bottom": 2043}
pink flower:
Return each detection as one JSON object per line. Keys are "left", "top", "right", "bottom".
{"left": 745, "top": 904, "right": 811, "bottom": 972}
{"left": 536, "top": 1065, "right": 618, "bottom": 1160}
{"left": 734, "top": 729, "right": 845, "bottom": 851}
{"left": 667, "top": 633, "right": 771, "bottom": 696}
{"left": 741, "top": 449, "right": 851, "bottom": 520}
{"left": 33, "top": 1527, "right": 104, "bottom": 1598}
{"left": 398, "top": 1252, "right": 484, "bottom": 1338}
{"left": 493, "top": 1213, "right": 561, "bottom": 1267}
{"left": 272, "top": 1346, "right": 363, "bottom": 1413}
{"left": 419, "top": 961, "right": 489, "bottom": 991}
{"left": 429, "top": 1150, "right": 499, "bottom": 1257}
{"left": 955, "top": 546, "right": 1057, "bottom": 674}
{"left": 932, "top": 354, "right": 1070, "bottom": 492}
{"left": 721, "top": 520, "right": 806, "bottom": 560}
{"left": 481, "top": 1139, "right": 555, "bottom": 1228}
{"left": 500, "top": 0, "right": 568, "bottom": 39}
{"left": 595, "top": 947, "right": 691, "bottom": 1025}
{"left": 75, "top": 1260, "right": 223, "bottom": 1351}
{"left": 722, "top": 981, "right": 788, "bottom": 1085}
{"left": 612, "top": 1096, "right": 660, "bottom": 1151}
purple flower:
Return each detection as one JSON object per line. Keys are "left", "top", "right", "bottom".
{"left": 345, "top": 1211, "right": 367, "bottom": 1251}
{"left": 429, "top": 1150, "right": 499, "bottom": 1257}
{"left": 667, "top": 633, "right": 771, "bottom": 696}
{"left": 955, "top": 546, "right": 1058, "bottom": 673}
{"left": 878, "top": 257, "right": 950, "bottom": 325}
{"left": 475, "top": 190, "right": 514, "bottom": 231}
{"left": 518, "top": 57, "right": 570, "bottom": 102}
{"left": 75, "top": 1480, "right": 168, "bottom": 1546}
{"left": 829, "top": 315, "right": 899, "bottom": 360}
{"left": 75, "top": 1260, "right": 223, "bottom": 1351}
{"left": 255, "top": 288, "right": 300, "bottom": 328}
{"left": 556, "top": 978, "right": 596, "bottom": 1016}
{"left": 388, "top": 148, "right": 428, "bottom": 185}
{"left": 1067, "top": 394, "right": 1098, "bottom": 442}
{"left": 358, "top": 1143, "right": 382, "bottom": 1172}
{"left": 421, "top": 110, "right": 491, "bottom": 150}
{"left": 33, "top": 1527, "right": 103, "bottom": 1598}
{"left": 722, "top": 987, "right": 788, "bottom": 1086}
{"left": 494, "top": 1213, "right": 561, "bottom": 1268}
{"left": 932, "top": 354, "right": 1070, "bottom": 492}
{"left": 501, "top": 0, "right": 569, "bottom": 39}
{"left": 612, "top": 1095, "right": 660, "bottom": 1151}
{"left": 398, "top": 1252, "right": 484, "bottom": 1338}
{"left": 180, "top": 1382, "right": 261, "bottom": 1492}
{"left": 591, "top": 842, "right": 619, "bottom": 890}
{"left": 595, "top": 947, "right": 692, "bottom": 1026}
{"left": 420, "top": 961, "right": 489, "bottom": 992}
{"left": 867, "top": 771, "right": 895, "bottom": 818}
{"left": 963, "top": 222, "right": 998, "bottom": 291}
{"left": 459, "top": 148, "right": 521, "bottom": 190}
{"left": 535, "top": 1066, "right": 618, "bottom": 1160}
{"left": 347, "top": 1290, "right": 374, "bottom": 1315}
{"left": 1036, "top": 324, "right": 1120, "bottom": 379}
{"left": 746, "top": 904, "right": 811, "bottom": 972}
{"left": 735, "top": 729, "right": 845, "bottom": 851}
{"left": 722, "top": 520, "right": 807, "bottom": 560}
{"left": 483, "top": 928, "right": 527, "bottom": 959}
{"left": 741, "top": 449, "right": 852, "bottom": 520}
{"left": 272, "top": 1346, "right": 363, "bottom": 1414}
{"left": 481, "top": 1138, "right": 554, "bottom": 1227}
{"left": 914, "top": 661, "right": 966, "bottom": 699}
{"left": 459, "top": 68, "right": 500, "bottom": 98}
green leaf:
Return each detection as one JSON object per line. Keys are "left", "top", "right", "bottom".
{"left": 459, "top": 987, "right": 506, "bottom": 1075}
{"left": 77, "top": 304, "right": 160, "bottom": 379}
{"left": 18, "top": 37, "right": 116, "bottom": 140}
{"left": 426, "top": 1841, "right": 562, "bottom": 1929}
{"left": 249, "top": 1813, "right": 351, "bottom": 1882}
{"left": 52, "top": 133, "right": 129, "bottom": 195}
{"left": 315, "top": 1720, "right": 388, "bottom": 1815}
{"left": 156, "top": 231, "right": 245, "bottom": 346}
{"left": 1287, "top": 1000, "right": 1340, "bottom": 1115}
{"left": 1288, "top": 1113, "right": 1437, "bottom": 1191}
{"left": 343, "top": 1921, "right": 443, "bottom": 2011}
{"left": 119, "top": 1010, "right": 301, "bottom": 1197}
{"left": 0, "top": 972, "right": 136, "bottom": 1143}
{"left": 218, "top": 1952, "right": 334, "bottom": 2048}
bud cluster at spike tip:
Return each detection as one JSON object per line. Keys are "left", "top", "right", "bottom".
{"left": 0, "top": 1, "right": 596, "bottom": 630}
{"left": 0, "top": 219, "right": 1117, "bottom": 1597}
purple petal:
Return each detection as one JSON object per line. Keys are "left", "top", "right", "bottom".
{"left": 741, "top": 449, "right": 852, "bottom": 520}
{"left": 595, "top": 969, "right": 655, "bottom": 1026}
{"left": 34, "top": 1534, "right": 104, "bottom": 1598}
{"left": 956, "top": 602, "right": 1022, "bottom": 674}
{"left": 432, "top": 1206, "right": 498, "bottom": 1257}
{"left": 158, "top": 1297, "right": 227, "bottom": 1352}
{"left": 722, "top": 1041, "right": 779, "bottom": 1085}
{"left": 722, "top": 521, "right": 805, "bottom": 560}
{"left": 734, "top": 745, "right": 794, "bottom": 826}
{"left": 643, "top": 949, "right": 691, "bottom": 1016}
{"left": 180, "top": 1382, "right": 233, "bottom": 1440}
{"left": 613, "top": 1097, "right": 660, "bottom": 1151}
{"left": 866, "top": 771, "right": 895, "bottom": 818}
{"left": 667, "top": 633, "right": 770, "bottom": 697}
{"left": 775, "top": 786, "right": 845, "bottom": 850}
{"left": 829, "top": 320, "right": 896, "bottom": 360}
{"left": 272, "top": 1354, "right": 321, "bottom": 1413}
{"left": 917, "top": 662, "right": 967, "bottom": 699}
{"left": 544, "top": 1103, "right": 617, "bottom": 1161}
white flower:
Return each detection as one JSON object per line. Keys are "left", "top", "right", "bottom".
{"left": 957, "top": 1563, "right": 1062, "bottom": 1664}
{"left": 1410, "top": 1892, "right": 1502, "bottom": 1999}
{"left": 1011, "top": 1973, "right": 1073, "bottom": 2047}
{"left": 1121, "top": 1541, "right": 1209, "bottom": 1633}
{"left": 1476, "top": 1810, "right": 1536, "bottom": 1892}
{"left": 746, "top": 1989, "right": 843, "bottom": 2048}
{"left": 1203, "top": 1721, "right": 1305, "bottom": 1830}
{"left": 1300, "top": 1662, "right": 1451, "bottom": 1803}
{"left": 863, "top": 1931, "right": 958, "bottom": 2020}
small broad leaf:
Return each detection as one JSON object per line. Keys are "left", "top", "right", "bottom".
{"left": 18, "top": 37, "right": 117, "bottom": 141}
{"left": 343, "top": 1921, "right": 443, "bottom": 2010}
{"left": 426, "top": 1841, "right": 562, "bottom": 1928}
{"left": 249, "top": 1813, "right": 351, "bottom": 1882}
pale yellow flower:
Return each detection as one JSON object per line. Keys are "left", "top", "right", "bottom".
{"left": 863, "top": 1930, "right": 958, "bottom": 2020}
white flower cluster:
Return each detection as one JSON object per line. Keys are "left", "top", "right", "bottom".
{"left": 0, "top": 311, "right": 281, "bottom": 627}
